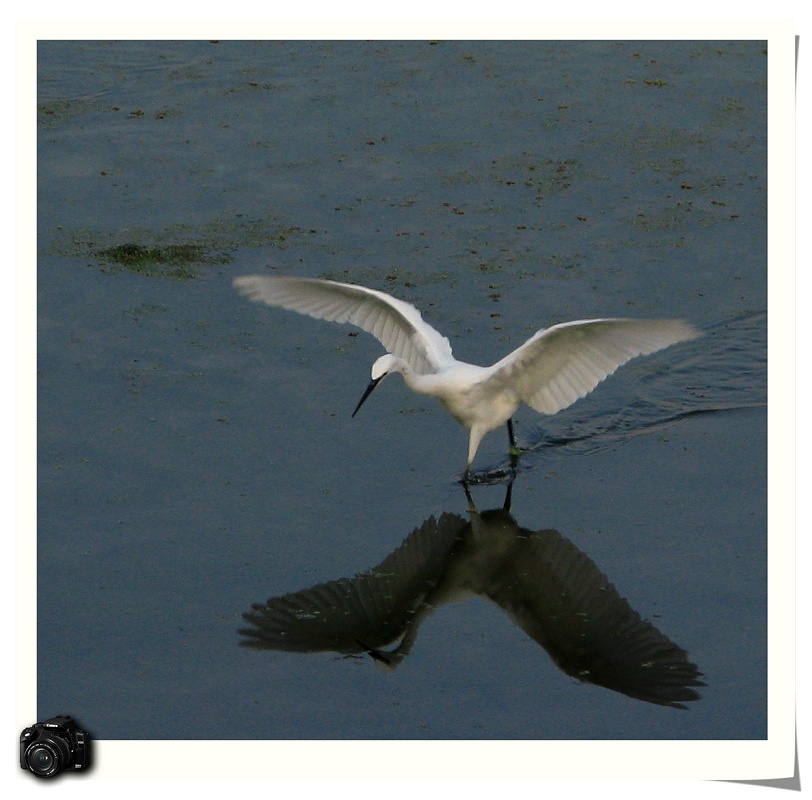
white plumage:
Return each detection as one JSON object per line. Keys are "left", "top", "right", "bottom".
{"left": 234, "top": 275, "right": 700, "bottom": 479}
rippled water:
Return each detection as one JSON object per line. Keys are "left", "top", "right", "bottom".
{"left": 512, "top": 311, "right": 766, "bottom": 463}
{"left": 36, "top": 40, "right": 767, "bottom": 747}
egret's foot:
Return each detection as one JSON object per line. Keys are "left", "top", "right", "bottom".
{"left": 461, "top": 466, "right": 516, "bottom": 486}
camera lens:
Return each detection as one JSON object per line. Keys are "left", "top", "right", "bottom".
{"left": 29, "top": 746, "right": 55, "bottom": 774}
{"left": 24, "top": 737, "right": 69, "bottom": 778}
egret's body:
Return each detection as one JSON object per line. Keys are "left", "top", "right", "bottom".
{"left": 234, "top": 275, "right": 700, "bottom": 479}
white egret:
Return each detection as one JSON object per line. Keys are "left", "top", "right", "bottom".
{"left": 233, "top": 275, "right": 700, "bottom": 480}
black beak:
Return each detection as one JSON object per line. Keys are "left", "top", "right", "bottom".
{"left": 352, "top": 377, "right": 382, "bottom": 418}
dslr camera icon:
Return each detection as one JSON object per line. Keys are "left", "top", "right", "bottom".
{"left": 20, "top": 715, "right": 91, "bottom": 778}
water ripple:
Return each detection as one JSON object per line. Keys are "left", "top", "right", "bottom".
{"left": 523, "top": 311, "right": 766, "bottom": 457}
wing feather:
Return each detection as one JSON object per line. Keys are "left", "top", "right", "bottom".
{"left": 233, "top": 275, "right": 453, "bottom": 374}
{"left": 487, "top": 318, "right": 700, "bottom": 415}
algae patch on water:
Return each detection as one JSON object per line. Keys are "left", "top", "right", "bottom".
{"left": 94, "top": 242, "right": 230, "bottom": 280}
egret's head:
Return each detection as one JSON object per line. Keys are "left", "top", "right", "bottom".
{"left": 370, "top": 353, "right": 400, "bottom": 381}
{"left": 352, "top": 354, "right": 400, "bottom": 418}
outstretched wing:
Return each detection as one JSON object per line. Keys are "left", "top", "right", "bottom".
{"left": 481, "top": 524, "right": 704, "bottom": 708}
{"left": 239, "top": 512, "right": 466, "bottom": 654}
{"left": 234, "top": 275, "right": 454, "bottom": 375}
{"left": 486, "top": 318, "right": 700, "bottom": 415}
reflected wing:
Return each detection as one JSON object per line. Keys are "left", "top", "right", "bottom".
{"left": 234, "top": 275, "right": 454, "bottom": 375}
{"left": 239, "top": 512, "right": 466, "bottom": 654}
{"left": 487, "top": 319, "right": 700, "bottom": 415}
{"left": 482, "top": 527, "right": 704, "bottom": 709}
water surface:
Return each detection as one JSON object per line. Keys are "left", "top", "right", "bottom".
{"left": 37, "top": 40, "right": 766, "bottom": 742}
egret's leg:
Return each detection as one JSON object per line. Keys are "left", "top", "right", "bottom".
{"left": 463, "top": 482, "right": 477, "bottom": 512}
{"left": 462, "top": 427, "right": 487, "bottom": 485}
{"left": 506, "top": 418, "right": 524, "bottom": 482}
{"left": 507, "top": 418, "right": 524, "bottom": 459}
{"left": 507, "top": 418, "right": 516, "bottom": 448}
{"left": 502, "top": 476, "right": 515, "bottom": 512}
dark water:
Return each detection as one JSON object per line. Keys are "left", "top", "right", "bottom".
{"left": 37, "top": 40, "right": 766, "bottom": 743}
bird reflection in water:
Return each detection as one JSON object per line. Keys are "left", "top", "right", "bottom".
{"left": 239, "top": 483, "right": 704, "bottom": 709}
